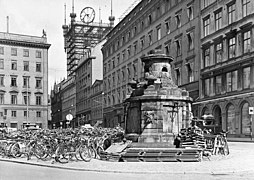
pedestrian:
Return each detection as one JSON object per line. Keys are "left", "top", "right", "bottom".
{"left": 173, "top": 134, "right": 181, "bottom": 148}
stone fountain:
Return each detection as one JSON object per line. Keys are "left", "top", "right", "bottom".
{"left": 124, "top": 52, "right": 193, "bottom": 147}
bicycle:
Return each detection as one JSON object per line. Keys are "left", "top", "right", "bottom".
{"left": 212, "top": 131, "right": 229, "bottom": 155}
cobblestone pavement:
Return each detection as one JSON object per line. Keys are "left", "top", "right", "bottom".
{"left": 1, "top": 142, "right": 254, "bottom": 175}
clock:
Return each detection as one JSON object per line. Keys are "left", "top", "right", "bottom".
{"left": 80, "top": 7, "right": 95, "bottom": 23}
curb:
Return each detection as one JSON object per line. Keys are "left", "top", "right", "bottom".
{"left": 1, "top": 157, "right": 254, "bottom": 175}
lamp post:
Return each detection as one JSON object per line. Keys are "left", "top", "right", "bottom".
{"left": 26, "top": 77, "right": 29, "bottom": 126}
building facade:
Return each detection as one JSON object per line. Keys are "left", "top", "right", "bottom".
{"left": 0, "top": 32, "right": 50, "bottom": 129}
{"left": 90, "top": 80, "right": 103, "bottom": 126}
{"left": 101, "top": 0, "right": 201, "bottom": 127}
{"left": 51, "top": 81, "right": 63, "bottom": 129}
{"left": 61, "top": 76, "right": 76, "bottom": 128}
{"left": 195, "top": 0, "right": 254, "bottom": 137}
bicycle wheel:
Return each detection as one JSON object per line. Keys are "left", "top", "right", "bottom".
{"left": 10, "top": 143, "right": 22, "bottom": 158}
{"left": 79, "top": 145, "right": 92, "bottom": 162}
{"left": 55, "top": 145, "right": 69, "bottom": 163}
{"left": 34, "top": 144, "right": 48, "bottom": 160}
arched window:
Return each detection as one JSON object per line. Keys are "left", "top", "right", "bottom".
{"left": 201, "top": 107, "right": 209, "bottom": 116}
{"left": 241, "top": 102, "right": 250, "bottom": 134}
{"left": 162, "top": 67, "right": 168, "bottom": 72}
{"left": 226, "top": 104, "right": 236, "bottom": 134}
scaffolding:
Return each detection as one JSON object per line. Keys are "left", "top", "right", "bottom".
{"left": 63, "top": 19, "right": 112, "bottom": 77}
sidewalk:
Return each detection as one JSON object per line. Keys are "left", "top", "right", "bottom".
{"left": 1, "top": 142, "right": 254, "bottom": 175}
{"left": 227, "top": 137, "right": 254, "bottom": 142}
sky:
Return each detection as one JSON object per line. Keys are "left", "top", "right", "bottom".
{"left": 0, "top": 0, "right": 137, "bottom": 92}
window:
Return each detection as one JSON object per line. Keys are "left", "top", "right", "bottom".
{"left": 11, "top": 48, "right": 17, "bottom": 56}
{"left": 148, "top": 31, "right": 153, "bottom": 45}
{"left": 203, "top": 46, "right": 210, "bottom": 68}
{"left": 227, "top": 104, "right": 236, "bottom": 134}
{"left": 122, "top": 50, "right": 125, "bottom": 61}
{"left": 186, "top": 63, "right": 194, "bottom": 83}
{"left": 164, "top": 42, "right": 171, "bottom": 55}
{"left": 243, "top": 67, "right": 250, "bottom": 89}
{"left": 228, "top": 3, "right": 236, "bottom": 24}
{"left": 133, "top": 26, "right": 137, "bottom": 36}
{"left": 121, "top": 36, "right": 125, "bottom": 46}
{"left": 11, "top": 111, "right": 17, "bottom": 117}
{"left": 243, "top": 30, "right": 251, "bottom": 53}
{"left": 11, "top": 94, "right": 17, "bottom": 104}
{"left": 140, "top": 36, "right": 145, "bottom": 50}
{"left": 241, "top": 102, "right": 250, "bottom": 134}
{"left": 215, "top": 75, "right": 222, "bottom": 95}
{"left": 203, "top": 16, "right": 210, "bottom": 36}
{"left": 215, "top": 42, "right": 223, "bottom": 63}
{"left": 36, "top": 111, "right": 41, "bottom": 117}
{"left": 23, "top": 94, "right": 30, "bottom": 105}
{"left": 23, "top": 76, "right": 29, "bottom": 88}
{"left": 24, "top": 111, "right": 29, "bottom": 117}
{"left": 165, "top": 18, "right": 171, "bottom": 34}
{"left": 187, "top": 5, "right": 193, "bottom": 21}
{"left": 141, "top": 21, "right": 144, "bottom": 30}
{"left": 243, "top": 0, "right": 250, "bottom": 17}
{"left": 11, "top": 60, "right": 17, "bottom": 70}
{"left": 175, "top": 13, "right": 181, "bottom": 28}
{"left": 127, "top": 66, "right": 131, "bottom": 81}
{"left": 0, "top": 47, "right": 4, "bottom": 54}
{"left": 228, "top": 36, "right": 236, "bottom": 58}
{"left": 122, "top": 68, "right": 126, "bottom": 82}
{"left": 0, "top": 59, "right": 3, "bottom": 69}
{"left": 187, "top": 32, "right": 194, "bottom": 50}
{"left": 112, "top": 58, "right": 115, "bottom": 68}
{"left": 11, "top": 76, "right": 17, "bottom": 87}
{"left": 204, "top": 78, "right": 212, "bottom": 97}
{"left": 10, "top": 123, "right": 17, "bottom": 128}
{"left": 127, "top": 46, "right": 131, "bottom": 57}
{"left": 36, "top": 62, "right": 41, "bottom": 72}
{"left": 0, "top": 75, "right": 4, "bottom": 86}
{"left": 157, "top": 26, "right": 161, "bottom": 40}
{"left": 175, "top": 39, "right": 181, "bottom": 56}
{"left": 148, "top": 14, "right": 152, "bottom": 25}
{"left": 117, "top": 54, "right": 120, "bottom": 65}
{"left": 36, "top": 78, "right": 42, "bottom": 88}
{"left": 215, "top": 10, "right": 222, "bottom": 31}
{"left": 226, "top": 70, "right": 238, "bottom": 92}
{"left": 133, "top": 62, "right": 138, "bottom": 79}
{"left": 0, "top": 94, "right": 4, "bottom": 104}
{"left": 24, "top": 61, "right": 29, "bottom": 71}
{"left": 133, "top": 41, "right": 137, "bottom": 54}
{"left": 36, "top": 50, "right": 42, "bottom": 58}
{"left": 175, "top": 68, "right": 181, "bottom": 86}
{"left": 36, "top": 96, "right": 42, "bottom": 105}
{"left": 108, "top": 61, "right": 111, "bottom": 71}
{"left": 23, "top": 49, "right": 29, "bottom": 57}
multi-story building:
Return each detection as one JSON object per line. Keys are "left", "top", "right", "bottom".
{"left": 195, "top": 0, "right": 254, "bottom": 137}
{"left": 90, "top": 79, "right": 103, "bottom": 126}
{"left": 61, "top": 76, "right": 76, "bottom": 128}
{"left": 0, "top": 32, "right": 50, "bottom": 129}
{"left": 101, "top": 0, "right": 201, "bottom": 126}
{"left": 51, "top": 81, "right": 63, "bottom": 129}
{"left": 75, "top": 43, "right": 104, "bottom": 126}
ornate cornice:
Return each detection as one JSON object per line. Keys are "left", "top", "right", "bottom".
{"left": 0, "top": 39, "right": 51, "bottom": 49}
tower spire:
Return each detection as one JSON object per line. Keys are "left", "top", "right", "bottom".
{"left": 70, "top": 0, "right": 76, "bottom": 23}
{"left": 64, "top": 3, "right": 67, "bottom": 25}
{"left": 72, "top": 0, "right": 74, "bottom": 13}
{"left": 108, "top": 0, "right": 115, "bottom": 27}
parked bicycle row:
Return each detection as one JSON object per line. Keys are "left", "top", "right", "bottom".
{"left": 0, "top": 126, "right": 126, "bottom": 164}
